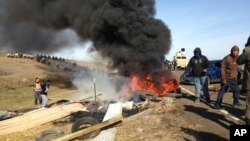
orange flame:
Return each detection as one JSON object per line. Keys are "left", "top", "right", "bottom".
{"left": 129, "top": 73, "right": 179, "bottom": 97}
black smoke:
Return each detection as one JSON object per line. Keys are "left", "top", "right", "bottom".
{"left": 0, "top": 0, "right": 171, "bottom": 83}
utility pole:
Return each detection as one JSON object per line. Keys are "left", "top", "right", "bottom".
{"left": 94, "top": 77, "right": 96, "bottom": 102}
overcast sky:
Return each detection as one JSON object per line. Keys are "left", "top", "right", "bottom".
{"left": 156, "top": 0, "right": 250, "bottom": 60}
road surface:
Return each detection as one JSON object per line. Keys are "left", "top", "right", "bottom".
{"left": 173, "top": 70, "right": 245, "bottom": 141}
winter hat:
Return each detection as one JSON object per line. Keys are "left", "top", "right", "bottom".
{"left": 230, "top": 45, "right": 239, "bottom": 57}
{"left": 231, "top": 45, "right": 239, "bottom": 52}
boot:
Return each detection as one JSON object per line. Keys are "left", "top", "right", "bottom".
{"left": 205, "top": 97, "right": 211, "bottom": 103}
{"left": 194, "top": 97, "right": 200, "bottom": 103}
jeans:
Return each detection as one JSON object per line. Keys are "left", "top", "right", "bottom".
{"left": 34, "top": 90, "right": 42, "bottom": 105}
{"left": 215, "top": 79, "right": 240, "bottom": 106}
{"left": 193, "top": 76, "right": 210, "bottom": 99}
{"left": 40, "top": 94, "right": 48, "bottom": 108}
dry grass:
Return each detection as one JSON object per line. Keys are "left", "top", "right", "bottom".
{"left": 0, "top": 55, "right": 80, "bottom": 111}
{"left": 115, "top": 101, "right": 186, "bottom": 141}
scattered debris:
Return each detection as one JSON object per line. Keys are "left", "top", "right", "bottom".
{"left": 52, "top": 115, "right": 123, "bottom": 141}
{"left": 0, "top": 103, "right": 84, "bottom": 136}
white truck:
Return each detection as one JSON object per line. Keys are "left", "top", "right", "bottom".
{"left": 174, "top": 49, "right": 188, "bottom": 69}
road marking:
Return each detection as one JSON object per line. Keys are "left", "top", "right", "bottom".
{"left": 179, "top": 86, "right": 245, "bottom": 125}
{"left": 180, "top": 86, "right": 195, "bottom": 96}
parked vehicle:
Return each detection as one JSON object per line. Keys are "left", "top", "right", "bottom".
{"left": 174, "top": 48, "right": 188, "bottom": 69}
{"left": 180, "top": 60, "right": 222, "bottom": 84}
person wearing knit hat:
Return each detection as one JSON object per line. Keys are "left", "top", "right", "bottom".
{"left": 237, "top": 36, "right": 250, "bottom": 125}
{"left": 184, "top": 47, "right": 210, "bottom": 103}
{"left": 214, "top": 45, "right": 242, "bottom": 109}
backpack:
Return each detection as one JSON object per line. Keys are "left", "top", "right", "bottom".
{"left": 41, "top": 82, "right": 48, "bottom": 93}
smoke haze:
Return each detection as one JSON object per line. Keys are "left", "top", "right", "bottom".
{"left": 0, "top": 0, "right": 171, "bottom": 83}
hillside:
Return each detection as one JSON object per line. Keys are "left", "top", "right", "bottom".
{"left": 0, "top": 52, "right": 107, "bottom": 111}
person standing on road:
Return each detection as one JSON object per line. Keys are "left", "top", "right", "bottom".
{"left": 214, "top": 46, "right": 242, "bottom": 109}
{"left": 173, "top": 57, "right": 177, "bottom": 71}
{"left": 184, "top": 47, "right": 210, "bottom": 103}
{"left": 237, "top": 36, "right": 250, "bottom": 125}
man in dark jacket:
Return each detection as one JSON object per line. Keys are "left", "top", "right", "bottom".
{"left": 214, "top": 46, "right": 241, "bottom": 109}
{"left": 237, "top": 36, "right": 250, "bottom": 125}
{"left": 185, "top": 47, "right": 210, "bottom": 103}
{"left": 40, "top": 80, "right": 51, "bottom": 108}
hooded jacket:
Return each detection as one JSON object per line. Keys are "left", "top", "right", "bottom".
{"left": 221, "top": 46, "right": 239, "bottom": 83}
{"left": 185, "top": 47, "right": 209, "bottom": 77}
{"left": 237, "top": 37, "right": 250, "bottom": 90}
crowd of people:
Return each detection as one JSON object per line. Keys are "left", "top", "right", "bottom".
{"left": 184, "top": 36, "right": 250, "bottom": 125}
{"left": 165, "top": 58, "right": 177, "bottom": 71}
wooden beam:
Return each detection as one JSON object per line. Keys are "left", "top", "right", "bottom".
{"left": 48, "top": 93, "right": 103, "bottom": 102}
{"left": 52, "top": 115, "right": 123, "bottom": 141}
{"left": 0, "top": 103, "right": 84, "bottom": 135}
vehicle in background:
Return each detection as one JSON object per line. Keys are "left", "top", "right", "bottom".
{"left": 174, "top": 48, "right": 188, "bottom": 69}
{"left": 180, "top": 60, "right": 222, "bottom": 85}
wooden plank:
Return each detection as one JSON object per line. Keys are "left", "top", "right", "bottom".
{"left": 0, "top": 103, "right": 84, "bottom": 135}
{"left": 52, "top": 115, "right": 123, "bottom": 141}
{"left": 0, "top": 103, "right": 82, "bottom": 127}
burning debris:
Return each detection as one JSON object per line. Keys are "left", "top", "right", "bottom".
{"left": 120, "top": 71, "right": 179, "bottom": 98}
{"left": 128, "top": 72, "right": 179, "bottom": 96}
{"left": 0, "top": 0, "right": 175, "bottom": 96}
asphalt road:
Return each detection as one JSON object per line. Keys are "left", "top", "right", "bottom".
{"left": 172, "top": 70, "right": 246, "bottom": 141}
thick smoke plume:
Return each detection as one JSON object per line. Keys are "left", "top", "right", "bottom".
{"left": 0, "top": 0, "right": 171, "bottom": 83}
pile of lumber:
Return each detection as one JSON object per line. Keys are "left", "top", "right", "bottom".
{"left": 0, "top": 103, "right": 84, "bottom": 136}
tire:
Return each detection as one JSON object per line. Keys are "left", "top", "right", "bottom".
{"left": 71, "top": 117, "right": 100, "bottom": 140}
{"left": 56, "top": 99, "right": 71, "bottom": 105}
{"left": 35, "top": 130, "right": 64, "bottom": 141}
{"left": 86, "top": 101, "right": 99, "bottom": 112}
{"left": 140, "top": 93, "right": 157, "bottom": 101}
{"left": 71, "top": 111, "right": 91, "bottom": 121}
{"left": 0, "top": 112, "right": 11, "bottom": 121}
